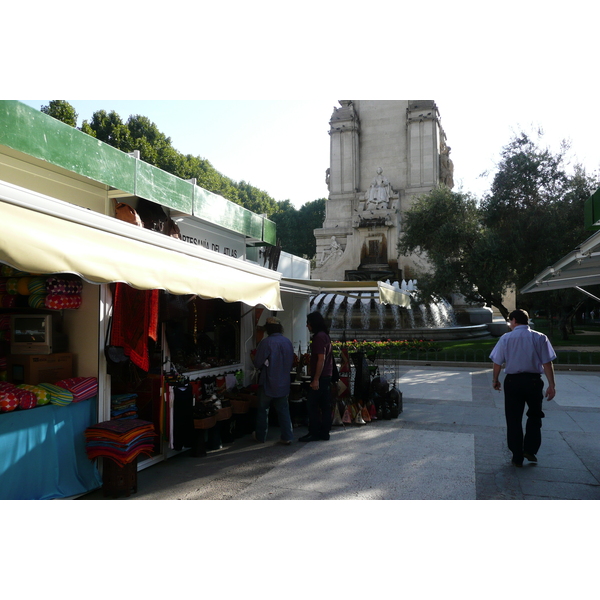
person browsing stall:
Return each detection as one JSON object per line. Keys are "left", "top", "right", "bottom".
{"left": 252, "top": 317, "right": 295, "bottom": 445}
{"left": 299, "top": 311, "right": 334, "bottom": 442}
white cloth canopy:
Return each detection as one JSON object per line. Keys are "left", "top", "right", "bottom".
{"left": 0, "top": 180, "right": 283, "bottom": 310}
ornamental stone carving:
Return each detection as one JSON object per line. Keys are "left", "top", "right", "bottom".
{"left": 364, "top": 167, "right": 392, "bottom": 210}
{"left": 319, "top": 235, "right": 344, "bottom": 266}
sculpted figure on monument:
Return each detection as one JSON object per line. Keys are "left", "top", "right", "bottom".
{"left": 319, "top": 235, "right": 343, "bottom": 266}
{"left": 365, "top": 167, "right": 392, "bottom": 209}
{"left": 439, "top": 143, "right": 454, "bottom": 188}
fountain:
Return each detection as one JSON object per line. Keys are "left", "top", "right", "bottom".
{"left": 309, "top": 280, "right": 490, "bottom": 342}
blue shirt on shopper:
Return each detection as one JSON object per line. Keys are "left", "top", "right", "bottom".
{"left": 253, "top": 332, "right": 294, "bottom": 397}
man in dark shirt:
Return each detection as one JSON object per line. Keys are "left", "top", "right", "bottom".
{"left": 299, "top": 311, "right": 333, "bottom": 442}
{"left": 252, "top": 317, "right": 295, "bottom": 444}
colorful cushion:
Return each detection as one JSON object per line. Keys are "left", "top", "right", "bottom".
{"left": 0, "top": 266, "right": 28, "bottom": 277}
{"left": 27, "top": 277, "right": 47, "bottom": 295}
{"left": 28, "top": 293, "right": 47, "bottom": 309}
{"left": 38, "top": 383, "right": 73, "bottom": 406}
{"left": 45, "top": 293, "right": 82, "bottom": 310}
{"left": 0, "top": 294, "right": 17, "bottom": 308}
{"left": 15, "top": 388, "right": 37, "bottom": 410}
{"left": 18, "top": 384, "right": 49, "bottom": 406}
{"left": 6, "top": 278, "right": 19, "bottom": 294}
{"left": 17, "top": 277, "right": 32, "bottom": 295}
{"left": 55, "top": 377, "right": 98, "bottom": 402}
{"left": 45, "top": 277, "right": 83, "bottom": 295}
{"left": 0, "top": 388, "right": 19, "bottom": 412}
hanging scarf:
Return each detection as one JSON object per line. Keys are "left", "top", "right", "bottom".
{"left": 110, "top": 283, "right": 159, "bottom": 372}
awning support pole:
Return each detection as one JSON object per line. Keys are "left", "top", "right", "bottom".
{"left": 575, "top": 286, "right": 600, "bottom": 303}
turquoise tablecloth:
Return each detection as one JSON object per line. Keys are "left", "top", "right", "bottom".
{"left": 0, "top": 399, "right": 103, "bottom": 500}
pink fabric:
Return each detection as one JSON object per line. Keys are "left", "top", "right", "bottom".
{"left": 55, "top": 377, "right": 98, "bottom": 402}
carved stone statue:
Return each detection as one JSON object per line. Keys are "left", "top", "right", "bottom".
{"left": 319, "top": 235, "right": 343, "bottom": 266}
{"left": 439, "top": 142, "right": 454, "bottom": 188}
{"left": 365, "top": 167, "right": 392, "bottom": 209}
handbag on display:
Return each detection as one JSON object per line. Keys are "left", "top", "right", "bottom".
{"left": 104, "top": 317, "right": 129, "bottom": 365}
{"left": 115, "top": 202, "right": 144, "bottom": 227}
{"left": 331, "top": 358, "right": 340, "bottom": 383}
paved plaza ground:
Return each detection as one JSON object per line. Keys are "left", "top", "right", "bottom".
{"left": 81, "top": 365, "right": 600, "bottom": 501}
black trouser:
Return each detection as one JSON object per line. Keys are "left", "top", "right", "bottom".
{"left": 307, "top": 376, "right": 332, "bottom": 438}
{"left": 504, "top": 373, "right": 545, "bottom": 461}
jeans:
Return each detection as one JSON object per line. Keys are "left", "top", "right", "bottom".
{"left": 307, "top": 376, "right": 332, "bottom": 439}
{"left": 504, "top": 373, "right": 545, "bottom": 461}
{"left": 255, "top": 387, "right": 294, "bottom": 442}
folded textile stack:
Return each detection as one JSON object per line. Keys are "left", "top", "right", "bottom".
{"left": 111, "top": 393, "right": 138, "bottom": 419}
{"left": 84, "top": 419, "right": 156, "bottom": 466}
{"left": 55, "top": 377, "right": 98, "bottom": 402}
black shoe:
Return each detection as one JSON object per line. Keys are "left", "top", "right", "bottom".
{"left": 511, "top": 459, "right": 523, "bottom": 467}
{"left": 319, "top": 434, "right": 330, "bottom": 441}
{"left": 299, "top": 433, "right": 317, "bottom": 442}
{"left": 523, "top": 452, "right": 538, "bottom": 463}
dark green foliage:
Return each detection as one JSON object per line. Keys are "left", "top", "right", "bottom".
{"left": 271, "top": 198, "right": 325, "bottom": 258}
{"left": 399, "top": 130, "right": 600, "bottom": 320}
{"left": 41, "top": 100, "right": 78, "bottom": 127}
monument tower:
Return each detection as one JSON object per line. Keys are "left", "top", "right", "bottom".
{"left": 313, "top": 100, "right": 454, "bottom": 282}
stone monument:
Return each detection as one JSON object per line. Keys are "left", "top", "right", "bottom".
{"left": 312, "top": 100, "right": 454, "bottom": 282}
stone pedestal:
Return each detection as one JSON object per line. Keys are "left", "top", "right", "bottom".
{"left": 313, "top": 100, "right": 453, "bottom": 284}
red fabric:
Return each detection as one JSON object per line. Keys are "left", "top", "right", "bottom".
{"left": 110, "top": 284, "right": 159, "bottom": 372}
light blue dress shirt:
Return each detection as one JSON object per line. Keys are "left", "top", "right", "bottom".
{"left": 489, "top": 325, "right": 556, "bottom": 374}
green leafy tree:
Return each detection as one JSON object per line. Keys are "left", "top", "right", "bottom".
{"left": 481, "top": 131, "right": 598, "bottom": 335}
{"left": 41, "top": 100, "right": 78, "bottom": 127}
{"left": 482, "top": 131, "right": 575, "bottom": 290}
{"left": 80, "top": 110, "right": 133, "bottom": 150}
{"left": 398, "top": 186, "right": 513, "bottom": 317}
{"left": 400, "top": 130, "right": 599, "bottom": 329}
{"left": 271, "top": 198, "right": 325, "bottom": 258}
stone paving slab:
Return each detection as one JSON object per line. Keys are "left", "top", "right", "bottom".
{"left": 232, "top": 427, "right": 476, "bottom": 500}
{"left": 553, "top": 373, "right": 600, "bottom": 407}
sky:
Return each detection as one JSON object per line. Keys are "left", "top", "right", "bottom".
{"left": 10, "top": 2, "right": 599, "bottom": 214}
{"left": 20, "top": 97, "right": 600, "bottom": 210}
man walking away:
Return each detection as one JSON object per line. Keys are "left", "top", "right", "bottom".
{"left": 490, "top": 309, "right": 556, "bottom": 467}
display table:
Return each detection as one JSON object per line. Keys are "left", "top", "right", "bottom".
{"left": 0, "top": 399, "right": 103, "bottom": 500}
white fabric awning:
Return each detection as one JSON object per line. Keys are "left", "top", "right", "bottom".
{"left": 0, "top": 180, "right": 283, "bottom": 310}
{"left": 377, "top": 281, "right": 412, "bottom": 308}
{"left": 281, "top": 278, "right": 411, "bottom": 308}
{"left": 520, "top": 228, "right": 600, "bottom": 300}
